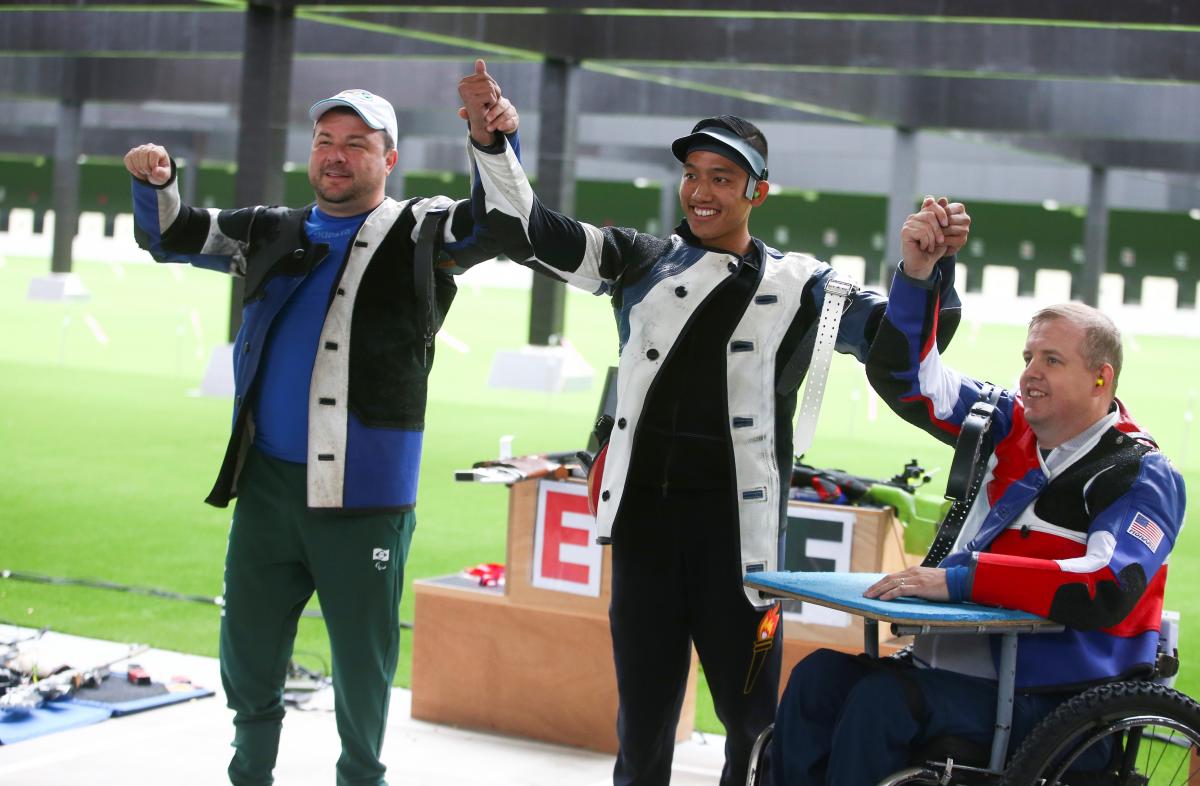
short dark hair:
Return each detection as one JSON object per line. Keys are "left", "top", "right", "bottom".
{"left": 692, "top": 115, "right": 768, "bottom": 166}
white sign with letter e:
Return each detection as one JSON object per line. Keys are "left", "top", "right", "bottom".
{"left": 532, "top": 480, "right": 602, "bottom": 597}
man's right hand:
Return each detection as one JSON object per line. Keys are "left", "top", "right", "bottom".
{"left": 458, "top": 59, "right": 515, "bottom": 147}
{"left": 124, "top": 144, "right": 172, "bottom": 186}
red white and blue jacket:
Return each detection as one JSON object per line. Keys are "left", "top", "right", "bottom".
{"left": 867, "top": 262, "right": 1187, "bottom": 690}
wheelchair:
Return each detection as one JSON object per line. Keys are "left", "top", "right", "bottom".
{"left": 746, "top": 396, "right": 1200, "bottom": 786}
{"left": 746, "top": 672, "right": 1200, "bottom": 786}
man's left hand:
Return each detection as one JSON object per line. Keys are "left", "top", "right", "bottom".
{"left": 940, "top": 198, "right": 971, "bottom": 257}
{"left": 901, "top": 197, "right": 971, "bottom": 280}
{"left": 864, "top": 567, "right": 949, "bottom": 602}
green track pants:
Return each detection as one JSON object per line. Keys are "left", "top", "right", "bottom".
{"left": 219, "top": 447, "right": 415, "bottom": 786}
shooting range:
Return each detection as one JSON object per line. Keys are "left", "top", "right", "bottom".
{"left": 2, "top": 2, "right": 1199, "bottom": 784}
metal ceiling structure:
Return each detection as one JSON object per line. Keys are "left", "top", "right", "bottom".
{"left": 2, "top": 1, "right": 1199, "bottom": 322}
{"left": 4, "top": 1, "right": 1200, "bottom": 167}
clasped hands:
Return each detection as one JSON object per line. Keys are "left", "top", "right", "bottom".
{"left": 901, "top": 197, "right": 972, "bottom": 281}
{"left": 457, "top": 59, "right": 519, "bottom": 147}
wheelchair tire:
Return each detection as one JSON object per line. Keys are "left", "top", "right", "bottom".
{"left": 875, "top": 766, "right": 946, "bottom": 785}
{"left": 998, "top": 681, "right": 1200, "bottom": 786}
{"left": 745, "top": 723, "right": 773, "bottom": 786}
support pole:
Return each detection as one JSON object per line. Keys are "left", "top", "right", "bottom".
{"left": 385, "top": 137, "right": 407, "bottom": 203}
{"left": 1080, "top": 165, "right": 1108, "bottom": 308}
{"left": 880, "top": 127, "right": 918, "bottom": 288}
{"left": 181, "top": 132, "right": 207, "bottom": 212}
{"left": 527, "top": 58, "right": 578, "bottom": 346}
{"left": 50, "top": 60, "right": 83, "bottom": 275}
{"left": 227, "top": 1, "right": 296, "bottom": 341}
{"left": 659, "top": 166, "right": 678, "bottom": 236}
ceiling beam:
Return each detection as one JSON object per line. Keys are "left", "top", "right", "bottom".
{"left": 8, "top": 8, "right": 1199, "bottom": 85}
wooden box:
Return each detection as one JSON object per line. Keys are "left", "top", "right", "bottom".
{"left": 776, "top": 500, "right": 920, "bottom": 695}
{"left": 411, "top": 477, "right": 698, "bottom": 753}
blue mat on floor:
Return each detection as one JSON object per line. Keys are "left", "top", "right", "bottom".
{"left": 0, "top": 701, "right": 113, "bottom": 745}
{"left": 0, "top": 673, "right": 214, "bottom": 744}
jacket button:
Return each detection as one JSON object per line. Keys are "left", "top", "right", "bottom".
{"left": 601, "top": 490, "right": 610, "bottom": 501}
{"left": 675, "top": 286, "right": 687, "bottom": 297}
{"left": 292, "top": 248, "right": 305, "bottom": 259}
{"left": 235, "top": 394, "right": 243, "bottom": 406}
{"left": 646, "top": 348, "right": 660, "bottom": 360}
{"left": 243, "top": 341, "right": 250, "bottom": 353}
{"left": 727, "top": 261, "right": 737, "bottom": 273}
{"left": 617, "top": 418, "right": 627, "bottom": 429}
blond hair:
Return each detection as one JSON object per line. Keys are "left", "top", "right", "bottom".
{"left": 1030, "top": 303, "right": 1123, "bottom": 391}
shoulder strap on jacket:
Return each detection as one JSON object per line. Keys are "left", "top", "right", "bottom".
{"left": 791, "top": 274, "right": 857, "bottom": 457}
{"left": 922, "top": 383, "right": 1002, "bottom": 567}
{"left": 414, "top": 207, "right": 450, "bottom": 368}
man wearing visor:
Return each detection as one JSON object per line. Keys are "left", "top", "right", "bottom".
{"left": 461, "top": 61, "right": 967, "bottom": 785}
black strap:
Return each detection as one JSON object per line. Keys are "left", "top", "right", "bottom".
{"left": 922, "top": 384, "right": 1002, "bottom": 568}
{"left": 414, "top": 207, "right": 450, "bottom": 367}
{"left": 775, "top": 320, "right": 817, "bottom": 396}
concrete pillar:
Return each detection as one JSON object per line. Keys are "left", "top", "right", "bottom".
{"left": 228, "top": 0, "right": 295, "bottom": 341}
{"left": 180, "top": 133, "right": 207, "bottom": 211}
{"left": 1081, "top": 165, "right": 1108, "bottom": 308}
{"left": 527, "top": 58, "right": 578, "bottom": 346}
{"left": 659, "top": 166, "right": 678, "bottom": 236}
{"left": 881, "top": 127, "right": 918, "bottom": 288}
{"left": 50, "top": 60, "right": 83, "bottom": 275}
{"left": 385, "top": 137, "right": 407, "bottom": 202}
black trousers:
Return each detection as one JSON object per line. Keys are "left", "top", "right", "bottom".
{"left": 610, "top": 483, "right": 782, "bottom": 786}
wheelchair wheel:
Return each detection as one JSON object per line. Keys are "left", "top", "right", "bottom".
{"left": 745, "top": 723, "right": 773, "bottom": 786}
{"left": 999, "top": 681, "right": 1200, "bottom": 786}
{"left": 876, "top": 766, "right": 947, "bottom": 785}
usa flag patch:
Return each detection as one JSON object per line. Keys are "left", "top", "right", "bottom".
{"left": 1127, "top": 512, "right": 1164, "bottom": 553}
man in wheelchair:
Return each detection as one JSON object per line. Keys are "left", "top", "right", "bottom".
{"left": 767, "top": 199, "right": 1188, "bottom": 786}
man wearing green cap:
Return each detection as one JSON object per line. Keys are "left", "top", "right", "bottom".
{"left": 460, "top": 61, "right": 968, "bottom": 785}
{"left": 125, "top": 80, "right": 518, "bottom": 785}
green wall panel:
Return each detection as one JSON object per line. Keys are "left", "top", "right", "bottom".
{"left": 0, "top": 155, "right": 1196, "bottom": 307}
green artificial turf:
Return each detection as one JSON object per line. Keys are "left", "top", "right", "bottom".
{"left": 1, "top": 254, "right": 1198, "bottom": 738}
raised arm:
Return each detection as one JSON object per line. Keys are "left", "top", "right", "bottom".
{"left": 866, "top": 199, "right": 976, "bottom": 444}
{"left": 459, "top": 59, "right": 638, "bottom": 295}
{"left": 125, "top": 143, "right": 255, "bottom": 276}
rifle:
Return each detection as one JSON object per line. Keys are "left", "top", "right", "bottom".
{"left": 791, "top": 458, "right": 952, "bottom": 555}
{"left": 1, "top": 625, "right": 48, "bottom": 654}
{"left": 0, "top": 643, "right": 150, "bottom": 717}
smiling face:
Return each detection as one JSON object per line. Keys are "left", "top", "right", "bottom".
{"left": 1019, "top": 316, "right": 1113, "bottom": 448}
{"left": 308, "top": 109, "right": 397, "bottom": 216}
{"left": 678, "top": 149, "right": 764, "bottom": 255}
